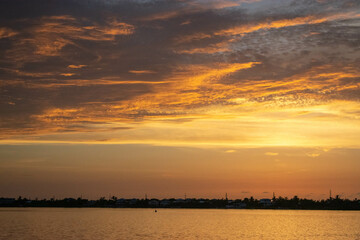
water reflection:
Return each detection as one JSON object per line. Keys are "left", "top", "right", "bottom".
{"left": 0, "top": 208, "right": 359, "bottom": 240}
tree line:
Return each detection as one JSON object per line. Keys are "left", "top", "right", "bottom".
{"left": 0, "top": 195, "right": 359, "bottom": 210}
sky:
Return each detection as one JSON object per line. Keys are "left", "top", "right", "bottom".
{"left": 0, "top": 0, "right": 359, "bottom": 200}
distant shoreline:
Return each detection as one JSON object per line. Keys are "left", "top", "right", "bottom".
{"left": 0, "top": 206, "right": 359, "bottom": 211}
{"left": 1, "top": 196, "right": 359, "bottom": 211}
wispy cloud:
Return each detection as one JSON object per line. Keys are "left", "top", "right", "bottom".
{"left": 214, "top": 12, "right": 360, "bottom": 37}
{"left": 307, "top": 153, "right": 320, "bottom": 158}
{"left": 265, "top": 152, "right": 279, "bottom": 156}
{"left": 139, "top": 0, "right": 246, "bottom": 21}
{"left": 129, "top": 70, "right": 156, "bottom": 74}
{"left": 5, "top": 15, "right": 134, "bottom": 60}
{"left": 68, "top": 65, "right": 87, "bottom": 69}
{"left": 0, "top": 27, "right": 18, "bottom": 39}
{"left": 60, "top": 73, "right": 75, "bottom": 77}
{"left": 225, "top": 149, "right": 236, "bottom": 153}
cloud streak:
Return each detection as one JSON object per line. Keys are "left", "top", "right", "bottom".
{"left": 214, "top": 12, "right": 360, "bottom": 37}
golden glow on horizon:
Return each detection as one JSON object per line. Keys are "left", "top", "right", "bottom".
{"left": 2, "top": 99, "right": 359, "bottom": 148}
{"left": 2, "top": 63, "right": 360, "bottom": 148}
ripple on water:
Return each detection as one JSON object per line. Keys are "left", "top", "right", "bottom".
{"left": 0, "top": 208, "right": 359, "bottom": 240}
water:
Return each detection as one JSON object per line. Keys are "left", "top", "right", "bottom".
{"left": 0, "top": 208, "right": 359, "bottom": 240}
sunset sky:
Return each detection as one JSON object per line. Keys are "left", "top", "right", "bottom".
{"left": 0, "top": 0, "right": 359, "bottom": 200}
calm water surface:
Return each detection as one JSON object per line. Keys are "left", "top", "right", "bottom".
{"left": 0, "top": 208, "right": 359, "bottom": 240}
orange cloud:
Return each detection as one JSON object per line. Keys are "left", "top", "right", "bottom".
{"left": 265, "top": 152, "right": 279, "bottom": 156}
{"left": 176, "top": 41, "right": 230, "bottom": 54}
{"left": 215, "top": 12, "right": 360, "bottom": 36}
{"left": 101, "top": 21, "right": 134, "bottom": 36}
{"left": 174, "top": 33, "right": 211, "bottom": 44}
{"left": 0, "top": 27, "right": 18, "bottom": 39}
{"left": 7, "top": 78, "right": 168, "bottom": 88}
{"left": 60, "top": 73, "right": 75, "bottom": 77}
{"left": 140, "top": 0, "right": 244, "bottom": 21}
{"left": 14, "top": 16, "right": 135, "bottom": 57}
{"left": 129, "top": 70, "right": 156, "bottom": 74}
{"left": 68, "top": 65, "right": 87, "bottom": 69}
{"left": 100, "top": 62, "right": 260, "bottom": 119}
{"left": 1, "top": 68, "right": 54, "bottom": 77}
{"left": 140, "top": 10, "right": 181, "bottom": 21}
{"left": 23, "top": 62, "right": 258, "bottom": 130}
{"left": 33, "top": 37, "right": 71, "bottom": 56}
{"left": 177, "top": 12, "right": 360, "bottom": 45}
{"left": 307, "top": 153, "right": 321, "bottom": 157}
